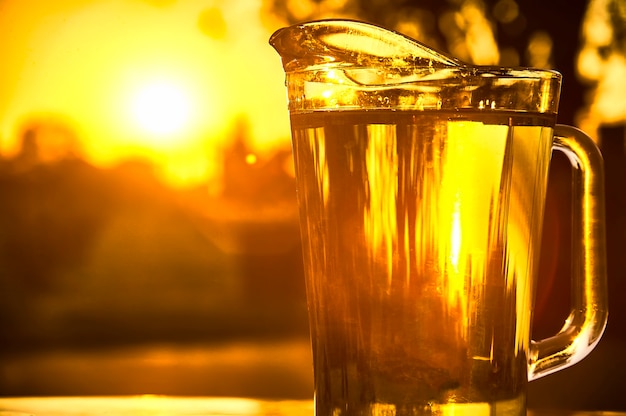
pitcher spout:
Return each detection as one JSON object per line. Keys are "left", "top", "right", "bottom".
{"left": 269, "top": 19, "right": 462, "bottom": 73}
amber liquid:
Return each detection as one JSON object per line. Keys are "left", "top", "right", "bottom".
{"left": 290, "top": 110, "right": 555, "bottom": 416}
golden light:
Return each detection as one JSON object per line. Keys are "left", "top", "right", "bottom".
{"left": 0, "top": 0, "right": 291, "bottom": 189}
{"left": 0, "top": 396, "right": 315, "bottom": 415}
{"left": 577, "top": 0, "right": 626, "bottom": 133}
{"left": 245, "top": 153, "right": 258, "bottom": 165}
{"left": 459, "top": 1, "right": 500, "bottom": 65}
{"left": 364, "top": 124, "right": 398, "bottom": 286}
{"left": 130, "top": 80, "right": 193, "bottom": 140}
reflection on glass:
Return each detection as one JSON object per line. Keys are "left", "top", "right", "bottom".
{"left": 292, "top": 109, "right": 554, "bottom": 414}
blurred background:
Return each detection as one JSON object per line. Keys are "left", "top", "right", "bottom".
{"left": 0, "top": 0, "right": 624, "bottom": 411}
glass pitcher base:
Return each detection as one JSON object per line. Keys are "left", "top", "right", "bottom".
{"left": 319, "top": 395, "right": 525, "bottom": 416}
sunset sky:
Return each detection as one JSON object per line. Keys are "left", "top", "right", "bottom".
{"left": 0, "top": 0, "right": 291, "bottom": 187}
{"left": 0, "top": 0, "right": 623, "bottom": 188}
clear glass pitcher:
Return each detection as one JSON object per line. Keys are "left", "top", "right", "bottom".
{"left": 270, "top": 20, "right": 608, "bottom": 416}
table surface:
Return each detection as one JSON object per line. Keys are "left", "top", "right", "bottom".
{"left": 0, "top": 397, "right": 624, "bottom": 416}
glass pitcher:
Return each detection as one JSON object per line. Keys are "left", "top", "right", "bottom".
{"left": 270, "top": 20, "right": 608, "bottom": 416}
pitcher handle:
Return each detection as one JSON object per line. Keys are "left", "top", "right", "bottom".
{"left": 528, "top": 124, "right": 609, "bottom": 381}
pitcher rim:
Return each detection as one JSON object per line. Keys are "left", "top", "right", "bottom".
{"left": 270, "top": 18, "right": 563, "bottom": 82}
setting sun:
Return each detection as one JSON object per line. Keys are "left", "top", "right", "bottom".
{"left": 0, "top": 0, "right": 290, "bottom": 188}
{"left": 130, "top": 80, "right": 193, "bottom": 139}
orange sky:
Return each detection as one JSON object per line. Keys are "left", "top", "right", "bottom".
{"left": 0, "top": 0, "right": 291, "bottom": 188}
{"left": 1, "top": 0, "right": 622, "bottom": 187}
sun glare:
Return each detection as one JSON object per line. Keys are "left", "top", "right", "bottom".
{"left": 131, "top": 81, "right": 192, "bottom": 138}
{"left": 0, "top": 0, "right": 294, "bottom": 187}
